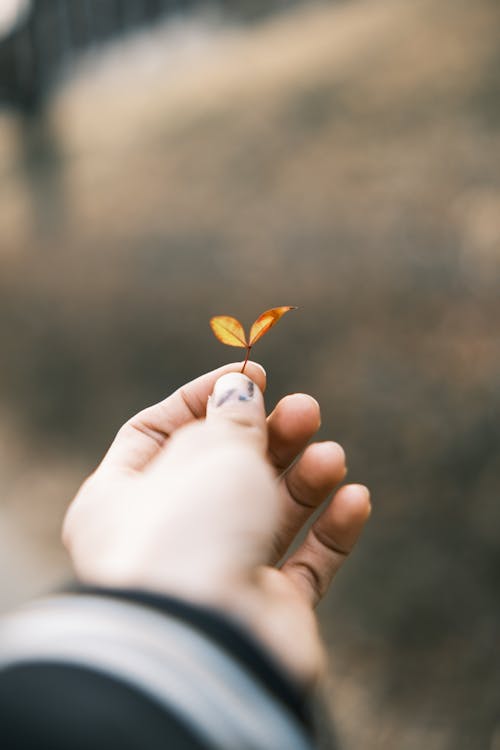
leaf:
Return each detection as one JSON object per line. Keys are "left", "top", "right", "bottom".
{"left": 209, "top": 315, "right": 248, "bottom": 348}
{"left": 210, "top": 306, "right": 297, "bottom": 373}
{"left": 248, "top": 306, "right": 297, "bottom": 346}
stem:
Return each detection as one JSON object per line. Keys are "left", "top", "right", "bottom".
{"left": 241, "top": 346, "right": 251, "bottom": 374}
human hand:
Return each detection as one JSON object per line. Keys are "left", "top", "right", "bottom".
{"left": 63, "top": 362, "right": 370, "bottom": 684}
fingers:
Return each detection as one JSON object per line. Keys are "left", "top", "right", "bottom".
{"left": 205, "top": 372, "right": 268, "bottom": 454}
{"left": 270, "top": 441, "right": 346, "bottom": 563}
{"left": 267, "top": 394, "right": 321, "bottom": 473}
{"left": 281, "top": 484, "right": 371, "bottom": 607}
{"left": 101, "top": 361, "right": 266, "bottom": 472}
{"left": 148, "top": 371, "right": 275, "bottom": 560}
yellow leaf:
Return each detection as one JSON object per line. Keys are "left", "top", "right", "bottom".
{"left": 209, "top": 315, "right": 247, "bottom": 347}
{"left": 248, "top": 306, "right": 297, "bottom": 346}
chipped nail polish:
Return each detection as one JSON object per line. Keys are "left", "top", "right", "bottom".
{"left": 212, "top": 374, "right": 256, "bottom": 407}
{"left": 239, "top": 379, "right": 255, "bottom": 401}
{"left": 215, "top": 388, "right": 237, "bottom": 407}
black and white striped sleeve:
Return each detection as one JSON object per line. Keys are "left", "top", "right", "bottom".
{"left": 0, "top": 588, "right": 329, "bottom": 750}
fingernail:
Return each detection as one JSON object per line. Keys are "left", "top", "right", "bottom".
{"left": 212, "top": 373, "right": 256, "bottom": 408}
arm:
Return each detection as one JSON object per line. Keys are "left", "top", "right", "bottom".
{"left": 0, "top": 362, "right": 370, "bottom": 749}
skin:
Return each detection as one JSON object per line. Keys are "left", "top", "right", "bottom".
{"left": 63, "top": 361, "right": 371, "bottom": 685}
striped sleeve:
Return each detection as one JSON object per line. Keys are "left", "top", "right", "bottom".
{"left": 0, "top": 590, "right": 324, "bottom": 750}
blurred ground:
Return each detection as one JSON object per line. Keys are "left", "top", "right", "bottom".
{"left": 0, "top": 0, "right": 499, "bottom": 748}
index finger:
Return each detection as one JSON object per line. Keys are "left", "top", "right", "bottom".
{"left": 101, "top": 361, "right": 266, "bottom": 472}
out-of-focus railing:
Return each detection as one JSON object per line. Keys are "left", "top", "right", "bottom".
{"left": 0, "top": 0, "right": 301, "bottom": 113}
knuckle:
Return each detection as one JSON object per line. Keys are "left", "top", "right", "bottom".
{"left": 291, "top": 560, "right": 324, "bottom": 601}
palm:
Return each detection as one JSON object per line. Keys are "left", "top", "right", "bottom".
{"left": 64, "top": 362, "right": 370, "bottom": 684}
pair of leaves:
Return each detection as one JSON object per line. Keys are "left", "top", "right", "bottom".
{"left": 210, "top": 306, "right": 296, "bottom": 372}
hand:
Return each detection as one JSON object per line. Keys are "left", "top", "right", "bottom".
{"left": 63, "top": 362, "right": 371, "bottom": 684}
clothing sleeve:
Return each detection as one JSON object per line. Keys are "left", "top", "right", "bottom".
{"left": 0, "top": 586, "right": 333, "bottom": 750}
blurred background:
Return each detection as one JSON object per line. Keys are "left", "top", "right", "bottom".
{"left": 0, "top": 0, "right": 499, "bottom": 747}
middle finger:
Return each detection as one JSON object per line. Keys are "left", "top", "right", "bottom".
{"left": 266, "top": 394, "right": 321, "bottom": 473}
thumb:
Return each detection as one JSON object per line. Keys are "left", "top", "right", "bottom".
{"left": 205, "top": 372, "right": 268, "bottom": 453}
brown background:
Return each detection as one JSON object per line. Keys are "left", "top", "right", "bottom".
{"left": 0, "top": 1, "right": 499, "bottom": 747}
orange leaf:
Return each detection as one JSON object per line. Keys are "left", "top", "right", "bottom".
{"left": 210, "top": 315, "right": 248, "bottom": 348}
{"left": 248, "top": 306, "right": 297, "bottom": 346}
